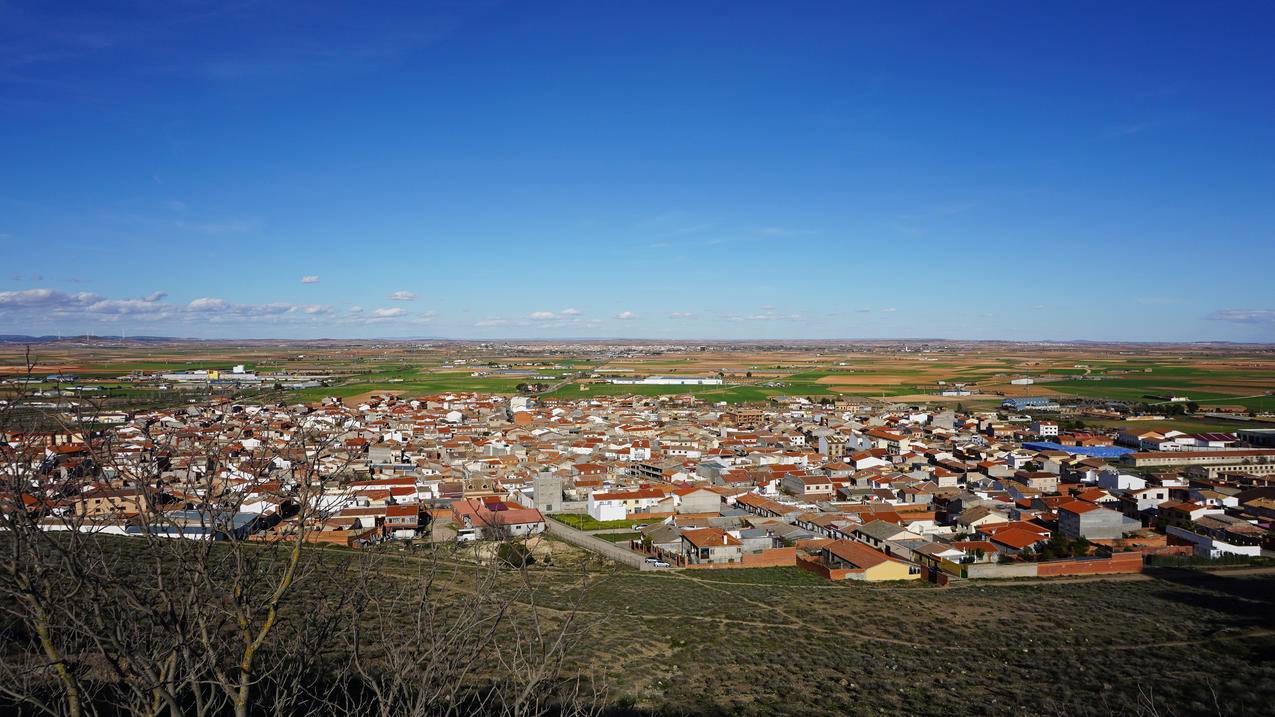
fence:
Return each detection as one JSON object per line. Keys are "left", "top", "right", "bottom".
{"left": 1145, "top": 553, "right": 1271, "bottom": 568}
{"left": 543, "top": 517, "right": 657, "bottom": 570}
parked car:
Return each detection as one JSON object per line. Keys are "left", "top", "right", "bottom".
{"left": 652, "top": 560, "right": 671, "bottom": 568}
{"left": 455, "top": 529, "right": 481, "bottom": 543}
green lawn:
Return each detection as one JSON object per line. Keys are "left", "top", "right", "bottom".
{"left": 548, "top": 514, "right": 654, "bottom": 531}
{"left": 593, "top": 531, "right": 643, "bottom": 543}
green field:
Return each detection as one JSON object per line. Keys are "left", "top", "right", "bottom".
{"left": 7, "top": 343, "right": 1274, "bottom": 411}
{"left": 294, "top": 373, "right": 530, "bottom": 401}
{"left": 541, "top": 382, "right": 840, "bottom": 403}
{"left": 1077, "top": 416, "right": 1273, "bottom": 434}
{"left": 1049, "top": 377, "right": 1275, "bottom": 412}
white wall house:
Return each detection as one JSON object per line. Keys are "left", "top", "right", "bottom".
{"left": 1097, "top": 469, "right": 1146, "bottom": 491}
{"left": 586, "top": 488, "right": 664, "bottom": 521}
{"left": 1166, "top": 526, "right": 1262, "bottom": 558}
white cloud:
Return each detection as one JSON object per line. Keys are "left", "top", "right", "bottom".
{"left": 560, "top": 308, "right": 581, "bottom": 316}
{"left": 84, "top": 298, "right": 172, "bottom": 316}
{"left": 0, "top": 288, "right": 355, "bottom": 328}
{"left": 669, "top": 311, "right": 694, "bottom": 319}
{"left": 880, "top": 307, "right": 897, "bottom": 313}
{"left": 372, "top": 307, "right": 407, "bottom": 318}
{"left": 300, "top": 275, "right": 320, "bottom": 284}
{"left": 614, "top": 311, "right": 638, "bottom": 320}
{"left": 389, "top": 290, "right": 417, "bottom": 301}
{"left": 1207, "top": 309, "right": 1275, "bottom": 324}
{"left": 187, "top": 297, "right": 228, "bottom": 312}
{"left": 0, "top": 289, "right": 97, "bottom": 308}
{"left": 528, "top": 311, "right": 557, "bottom": 320}
{"left": 474, "top": 318, "right": 510, "bottom": 327}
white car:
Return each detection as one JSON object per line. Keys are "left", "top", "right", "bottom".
{"left": 652, "top": 560, "right": 671, "bottom": 568}
{"left": 455, "top": 529, "right": 481, "bottom": 543}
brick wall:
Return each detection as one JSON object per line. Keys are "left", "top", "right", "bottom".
{"left": 1035, "top": 551, "right": 1143, "bottom": 577}
{"left": 796, "top": 554, "right": 855, "bottom": 580}
{"left": 743, "top": 547, "right": 797, "bottom": 567}
{"left": 683, "top": 547, "right": 798, "bottom": 570}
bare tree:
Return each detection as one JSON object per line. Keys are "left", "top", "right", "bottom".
{"left": 0, "top": 346, "right": 610, "bottom": 717}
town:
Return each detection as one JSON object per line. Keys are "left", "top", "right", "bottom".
{"left": 13, "top": 360, "right": 1272, "bottom": 583}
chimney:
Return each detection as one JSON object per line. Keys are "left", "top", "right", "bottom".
{"left": 722, "top": 534, "right": 728, "bottom": 545}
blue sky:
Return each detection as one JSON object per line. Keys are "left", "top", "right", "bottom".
{"left": 2, "top": 1, "right": 1273, "bottom": 341}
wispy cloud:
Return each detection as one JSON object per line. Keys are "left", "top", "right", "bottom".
{"left": 171, "top": 218, "right": 260, "bottom": 235}
{"left": 720, "top": 308, "right": 804, "bottom": 322}
{"left": 614, "top": 311, "right": 638, "bottom": 320}
{"left": 753, "top": 226, "right": 815, "bottom": 238}
{"left": 528, "top": 309, "right": 583, "bottom": 320}
{"left": 105, "top": 212, "right": 260, "bottom": 235}
{"left": 1206, "top": 309, "right": 1275, "bottom": 324}
{"left": 388, "top": 290, "right": 417, "bottom": 301}
{"left": 300, "top": 275, "right": 320, "bottom": 284}
{"left": 1103, "top": 121, "right": 1154, "bottom": 139}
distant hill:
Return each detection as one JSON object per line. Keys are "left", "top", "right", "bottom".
{"left": 0, "top": 335, "right": 185, "bottom": 344}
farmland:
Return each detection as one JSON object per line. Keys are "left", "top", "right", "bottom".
{"left": 2, "top": 339, "right": 1272, "bottom": 413}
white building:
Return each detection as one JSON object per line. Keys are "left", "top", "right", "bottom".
{"left": 610, "top": 375, "right": 723, "bottom": 386}
{"left": 586, "top": 488, "right": 665, "bottom": 521}
{"left": 1032, "top": 421, "right": 1059, "bottom": 438}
